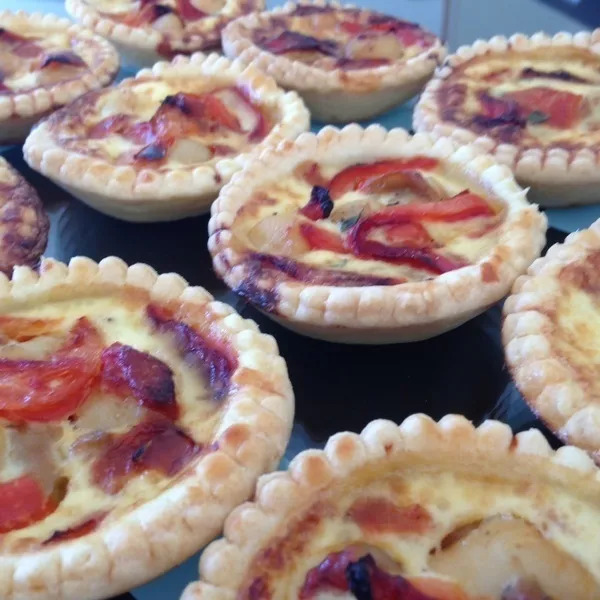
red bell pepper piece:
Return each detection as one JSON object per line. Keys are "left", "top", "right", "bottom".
{"left": 328, "top": 157, "right": 439, "bottom": 200}
{"left": 300, "top": 223, "right": 347, "bottom": 253}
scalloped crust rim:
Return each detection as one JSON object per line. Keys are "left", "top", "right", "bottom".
{"left": 0, "top": 255, "right": 294, "bottom": 600}
{"left": 209, "top": 124, "right": 547, "bottom": 343}
{"left": 503, "top": 219, "right": 600, "bottom": 457}
{"left": 221, "top": 0, "right": 446, "bottom": 122}
{"left": 180, "top": 413, "right": 600, "bottom": 599}
{"left": 65, "top": 0, "right": 266, "bottom": 68}
{"left": 0, "top": 10, "right": 120, "bottom": 143}
{"left": 413, "top": 29, "right": 600, "bottom": 207}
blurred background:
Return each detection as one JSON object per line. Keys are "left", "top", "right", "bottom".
{"left": 10, "top": 0, "right": 598, "bottom": 47}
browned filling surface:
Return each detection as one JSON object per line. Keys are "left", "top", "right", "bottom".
{"left": 0, "top": 27, "right": 97, "bottom": 95}
{"left": 250, "top": 5, "right": 437, "bottom": 71}
{"left": 234, "top": 470, "right": 600, "bottom": 599}
{"left": 436, "top": 47, "right": 600, "bottom": 149}
{"left": 45, "top": 79, "right": 273, "bottom": 169}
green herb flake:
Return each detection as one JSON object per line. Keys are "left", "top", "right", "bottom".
{"left": 340, "top": 214, "right": 361, "bottom": 232}
{"left": 528, "top": 110, "right": 549, "bottom": 125}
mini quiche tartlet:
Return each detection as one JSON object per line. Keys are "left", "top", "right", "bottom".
{"left": 504, "top": 219, "right": 600, "bottom": 460}
{"left": 414, "top": 29, "right": 600, "bottom": 207}
{"left": 0, "top": 255, "right": 293, "bottom": 600}
{"left": 23, "top": 52, "right": 309, "bottom": 222}
{"left": 209, "top": 125, "right": 546, "bottom": 344}
{"left": 221, "top": 0, "right": 445, "bottom": 122}
{"left": 0, "top": 10, "right": 119, "bottom": 143}
{"left": 66, "top": 0, "right": 265, "bottom": 67}
{"left": 0, "top": 157, "right": 48, "bottom": 274}
{"left": 182, "top": 414, "right": 600, "bottom": 600}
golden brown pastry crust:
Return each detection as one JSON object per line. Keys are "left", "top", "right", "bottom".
{"left": 209, "top": 124, "right": 547, "bottom": 344}
{"left": 23, "top": 52, "right": 310, "bottom": 222}
{"left": 0, "top": 255, "right": 294, "bottom": 600}
{"left": 180, "top": 413, "right": 600, "bottom": 600}
{"left": 504, "top": 219, "right": 600, "bottom": 459}
{"left": 0, "top": 11, "right": 119, "bottom": 143}
{"left": 0, "top": 157, "right": 48, "bottom": 274}
{"left": 66, "top": 0, "right": 265, "bottom": 67}
{"left": 222, "top": 0, "right": 446, "bottom": 122}
{"left": 414, "top": 30, "right": 600, "bottom": 207}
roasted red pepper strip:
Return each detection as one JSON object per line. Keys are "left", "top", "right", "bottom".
{"left": 383, "top": 222, "right": 434, "bottom": 248}
{"left": 328, "top": 158, "right": 439, "bottom": 200}
{"left": 347, "top": 192, "right": 492, "bottom": 273}
{"left": 147, "top": 304, "right": 237, "bottom": 401}
{"left": 300, "top": 222, "right": 347, "bottom": 253}
{"left": 43, "top": 513, "right": 106, "bottom": 545}
{"left": 356, "top": 192, "right": 494, "bottom": 225}
{"left": 92, "top": 416, "right": 200, "bottom": 494}
{"left": 301, "top": 551, "right": 457, "bottom": 600}
{"left": 300, "top": 186, "right": 334, "bottom": 221}
{"left": 0, "top": 476, "right": 55, "bottom": 533}
{"left": 101, "top": 343, "right": 178, "bottom": 421}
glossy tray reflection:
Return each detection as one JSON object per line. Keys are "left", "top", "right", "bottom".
{"left": 0, "top": 144, "right": 566, "bottom": 600}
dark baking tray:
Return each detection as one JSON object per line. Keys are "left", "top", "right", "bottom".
{"left": 0, "top": 141, "right": 566, "bottom": 600}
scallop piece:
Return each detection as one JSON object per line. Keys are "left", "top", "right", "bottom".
{"left": 152, "top": 12, "right": 185, "bottom": 36}
{"left": 429, "top": 516, "right": 600, "bottom": 599}
{"left": 247, "top": 213, "right": 309, "bottom": 256}
{"left": 5, "top": 424, "right": 62, "bottom": 494}
{"left": 74, "top": 393, "right": 146, "bottom": 433}
{"left": 168, "top": 138, "right": 212, "bottom": 165}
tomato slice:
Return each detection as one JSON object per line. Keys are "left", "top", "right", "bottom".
{"left": 328, "top": 158, "right": 439, "bottom": 200}
{"left": 506, "top": 86, "right": 587, "bottom": 128}
{"left": 0, "top": 358, "right": 99, "bottom": 422}
{"left": 0, "top": 475, "right": 55, "bottom": 533}
{"left": 348, "top": 498, "right": 432, "bottom": 534}
{"left": 300, "top": 223, "right": 348, "bottom": 253}
{"left": 0, "top": 318, "right": 102, "bottom": 422}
